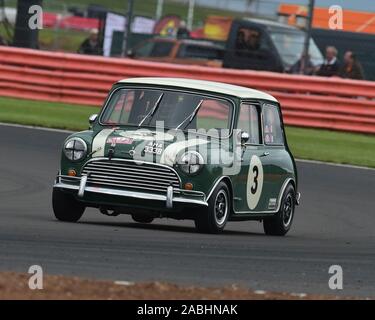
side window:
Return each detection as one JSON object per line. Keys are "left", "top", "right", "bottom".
{"left": 134, "top": 41, "right": 154, "bottom": 57}
{"left": 177, "top": 44, "right": 223, "bottom": 60}
{"left": 149, "top": 41, "right": 174, "bottom": 57}
{"left": 263, "top": 104, "right": 284, "bottom": 145}
{"left": 235, "top": 27, "right": 271, "bottom": 58}
{"left": 237, "top": 104, "right": 261, "bottom": 144}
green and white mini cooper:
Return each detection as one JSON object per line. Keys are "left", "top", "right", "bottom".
{"left": 53, "top": 77, "right": 300, "bottom": 235}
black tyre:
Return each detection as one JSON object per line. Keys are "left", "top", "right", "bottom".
{"left": 263, "top": 184, "right": 295, "bottom": 236}
{"left": 131, "top": 215, "right": 154, "bottom": 224}
{"left": 195, "top": 181, "right": 230, "bottom": 234}
{"left": 52, "top": 188, "right": 85, "bottom": 222}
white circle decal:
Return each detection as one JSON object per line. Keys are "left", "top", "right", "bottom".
{"left": 246, "top": 155, "right": 264, "bottom": 210}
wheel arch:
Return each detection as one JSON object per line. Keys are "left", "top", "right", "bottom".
{"left": 206, "top": 176, "right": 234, "bottom": 214}
{"left": 289, "top": 178, "right": 296, "bottom": 192}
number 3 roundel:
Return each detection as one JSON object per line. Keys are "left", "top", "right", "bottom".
{"left": 247, "top": 155, "right": 264, "bottom": 210}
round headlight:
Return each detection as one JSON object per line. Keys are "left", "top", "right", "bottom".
{"left": 64, "top": 138, "right": 87, "bottom": 161}
{"left": 178, "top": 151, "right": 204, "bottom": 175}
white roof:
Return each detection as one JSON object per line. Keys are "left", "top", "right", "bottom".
{"left": 118, "top": 77, "right": 278, "bottom": 102}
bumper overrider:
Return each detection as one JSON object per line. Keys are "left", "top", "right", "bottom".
{"left": 53, "top": 173, "right": 208, "bottom": 211}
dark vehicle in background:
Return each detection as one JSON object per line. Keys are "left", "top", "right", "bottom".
{"left": 223, "top": 18, "right": 323, "bottom": 72}
{"left": 128, "top": 38, "right": 224, "bottom": 67}
{"left": 312, "top": 28, "right": 375, "bottom": 81}
{"left": 129, "top": 18, "right": 323, "bottom": 74}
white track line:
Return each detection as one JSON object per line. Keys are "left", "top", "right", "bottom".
{"left": 296, "top": 158, "right": 375, "bottom": 171}
{"left": 1, "top": 122, "right": 374, "bottom": 171}
{"left": 0, "top": 122, "right": 73, "bottom": 133}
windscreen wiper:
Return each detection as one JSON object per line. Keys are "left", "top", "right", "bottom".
{"left": 138, "top": 93, "right": 164, "bottom": 127}
{"left": 176, "top": 100, "right": 204, "bottom": 130}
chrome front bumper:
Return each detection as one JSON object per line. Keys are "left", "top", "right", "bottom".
{"left": 54, "top": 174, "right": 208, "bottom": 209}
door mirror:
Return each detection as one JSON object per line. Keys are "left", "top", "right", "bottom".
{"left": 240, "top": 131, "right": 250, "bottom": 144}
{"left": 89, "top": 114, "right": 98, "bottom": 125}
{"left": 127, "top": 49, "right": 135, "bottom": 58}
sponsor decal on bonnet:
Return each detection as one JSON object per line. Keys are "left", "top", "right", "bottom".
{"left": 107, "top": 137, "right": 133, "bottom": 145}
{"left": 91, "top": 128, "right": 116, "bottom": 157}
{"left": 118, "top": 130, "right": 174, "bottom": 141}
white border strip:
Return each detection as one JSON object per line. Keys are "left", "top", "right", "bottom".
{"left": 1, "top": 122, "right": 374, "bottom": 171}
{"left": 296, "top": 158, "right": 375, "bottom": 171}
{"left": 0, "top": 122, "right": 73, "bottom": 133}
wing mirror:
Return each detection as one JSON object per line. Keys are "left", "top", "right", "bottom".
{"left": 240, "top": 131, "right": 250, "bottom": 144}
{"left": 89, "top": 114, "right": 98, "bottom": 126}
{"left": 127, "top": 49, "right": 135, "bottom": 58}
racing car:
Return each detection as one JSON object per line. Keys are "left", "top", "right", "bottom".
{"left": 53, "top": 77, "right": 300, "bottom": 235}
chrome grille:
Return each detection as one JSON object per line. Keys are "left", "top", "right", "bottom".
{"left": 82, "top": 159, "right": 181, "bottom": 193}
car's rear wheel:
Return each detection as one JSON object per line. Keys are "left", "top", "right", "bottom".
{"left": 263, "top": 184, "right": 295, "bottom": 236}
{"left": 195, "top": 181, "right": 230, "bottom": 234}
{"left": 52, "top": 188, "right": 85, "bottom": 222}
{"left": 131, "top": 215, "right": 154, "bottom": 224}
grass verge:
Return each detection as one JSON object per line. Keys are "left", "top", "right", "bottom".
{"left": 285, "top": 127, "right": 375, "bottom": 168}
{"left": 0, "top": 97, "right": 97, "bottom": 130}
{"left": 0, "top": 96, "right": 374, "bottom": 168}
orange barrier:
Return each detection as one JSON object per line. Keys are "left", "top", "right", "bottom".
{"left": 0, "top": 46, "right": 375, "bottom": 134}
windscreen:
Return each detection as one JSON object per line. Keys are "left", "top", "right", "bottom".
{"left": 100, "top": 88, "right": 232, "bottom": 135}
{"left": 270, "top": 29, "right": 323, "bottom": 67}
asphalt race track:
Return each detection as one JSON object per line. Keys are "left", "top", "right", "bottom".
{"left": 0, "top": 124, "right": 374, "bottom": 297}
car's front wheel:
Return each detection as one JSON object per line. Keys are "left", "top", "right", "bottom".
{"left": 195, "top": 181, "right": 230, "bottom": 234}
{"left": 52, "top": 188, "right": 85, "bottom": 222}
{"left": 263, "top": 184, "right": 295, "bottom": 236}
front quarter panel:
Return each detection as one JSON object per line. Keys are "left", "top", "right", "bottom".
{"left": 59, "top": 130, "right": 95, "bottom": 176}
{"left": 171, "top": 138, "right": 234, "bottom": 199}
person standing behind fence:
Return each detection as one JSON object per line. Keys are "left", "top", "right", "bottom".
{"left": 316, "top": 46, "right": 340, "bottom": 77}
{"left": 288, "top": 51, "right": 315, "bottom": 75}
{"left": 339, "top": 51, "right": 364, "bottom": 80}
{"left": 78, "top": 29, "right": 102, "bottom": 55}
{"left": 177, "top": 21, "right": 190, "bottom": 39}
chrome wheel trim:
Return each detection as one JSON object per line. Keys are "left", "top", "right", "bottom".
{"left": 214, "top": 189, "right": 228, "bottom": 226}
{"left": 282, "top": 193, "right": 294, "bottom": 228}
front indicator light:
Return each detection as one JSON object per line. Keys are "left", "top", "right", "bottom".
{"left": 184, "top": 183, "right": 193, "bottom": 190}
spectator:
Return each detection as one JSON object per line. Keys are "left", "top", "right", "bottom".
{"left": 316, "top": 46, "right": 340, "bottom": 77}
{"left": 339, "top": 51, "right": 364, "bottom": 80}
{"left": 246, "top": 30, "right": 261, "bottom": 50}
{"left": 236, "top": 31, "right": 247, "bottom": 51}
{"left": 78, "top": 29, "right": 102, "bottom": 55}
{"left": 288, "top": 51, "right": 314, "bottom": 75}
{"left": 177, "top": 21, "right": 190, "bottom": 39}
